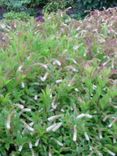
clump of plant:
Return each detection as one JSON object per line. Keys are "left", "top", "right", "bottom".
{"left": 3, "top": 11, "right": 31, "bottom": 21}
{"left": 73, "top": 0, "right": 117, "bottom": 17}
{"left": 44, "top": 0, "right": 74, "bottom": 12}
{"left": 0, "top": 0, "right": 116, "bottom": 17}
{"left": 0, "top": 9, "right": 117, "bottom": 155}
{"left": 0, "top": 0, "right": 30, "bottom": 11}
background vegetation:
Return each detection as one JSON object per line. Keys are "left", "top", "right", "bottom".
{"left": 0, "top": 0, "right": 117, "bottom": 16}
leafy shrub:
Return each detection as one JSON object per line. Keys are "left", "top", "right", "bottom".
{"left": 0, "top": 0, "right": 47, "bottom": 11}
{"left": 0, "top": 0, "right": 74, "bottom": 11}
{"left": 0, "top": 0, "right": 117, "bottom": 16}
{"left": 0, "top": 0, "right": 74, "bottom": 16}
{"left": 44, "top": 0, "right": 75, "bottom": 12}
{"left": 75, "top": 0, "right": 117, "bottom": 17}
{"left": 3, "top": 11, "right": 31, "bottom": 20}
{"left": 0, "top": 0, "right": 31, "bottom": 11}
{"left": 0, "top": 9, "right": 117, "bottom": 155}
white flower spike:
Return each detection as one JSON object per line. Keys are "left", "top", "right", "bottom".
{"left": 73, "top": 125, "right": 77, "bottom": 142}
{"left": 76, "top": 113, "right": 93, "bottom": 120}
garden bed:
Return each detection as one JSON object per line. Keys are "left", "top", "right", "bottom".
{"left": 0, "top": 8, "right": 117, "bottom": 156}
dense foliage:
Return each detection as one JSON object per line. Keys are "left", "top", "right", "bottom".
{"left": 0, "top": 0, "right": 117, "bottom": 16}
{"left": 75, "top": 0, "right": 117, "bottom": 17}
{"left": 0, "top": 8, "right": 117, "bottom": 155}
{"left": 3, "top": 11, "right": 30, "bottom": 21}
{"left": 0, "top": 0, "right": 74, "bottom": 10}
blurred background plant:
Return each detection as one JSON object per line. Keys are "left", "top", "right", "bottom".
{"left": 3, "top": 11, "right": 31, "bottom": 21}
{"left": 0, "top": 0, "right": 117, "bottom": 18}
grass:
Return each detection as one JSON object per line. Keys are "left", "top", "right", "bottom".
{"left": 0, "top": 8, "right": 117, "bottom": 156}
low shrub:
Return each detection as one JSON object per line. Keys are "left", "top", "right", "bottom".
{"left": 0, "top": 0, "right": 116, "bottom": 16}
{"left": 74, "top": 0, "right": 117, "bottom": 17}
{"left": 0, "top": 0, "right": 74, "bottom": 11}
{"left": 0, "top": 9, "right": 117, "bottom": 155}
{"left": 0, "top": 0, "right": 31, "bottom": 11}
{"left": 3, "top": 11, "right": 31, "bottom": 20}
{"left": 44, "top": 0, "right": 75, "bottom": 12}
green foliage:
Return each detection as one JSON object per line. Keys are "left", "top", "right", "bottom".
{"left": 44, "top": 0, "right": 75, "bottom": 12}
{"left": 0, "top": 0, "right": 74, "bottom": 12}
{"left": 0, "top": 0, "right": 31, "bottom": 10}
{"left": 0, "top": 0, "right": 116, "bottom": 17}
{"left": 3, "top": 11, "right": 31, "bottom": 20}
{"left": 0, "top": 10, "right": 117, "bottom": 155}
{"left": 75, "top": 0, "right": 117, "bottom": 17}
